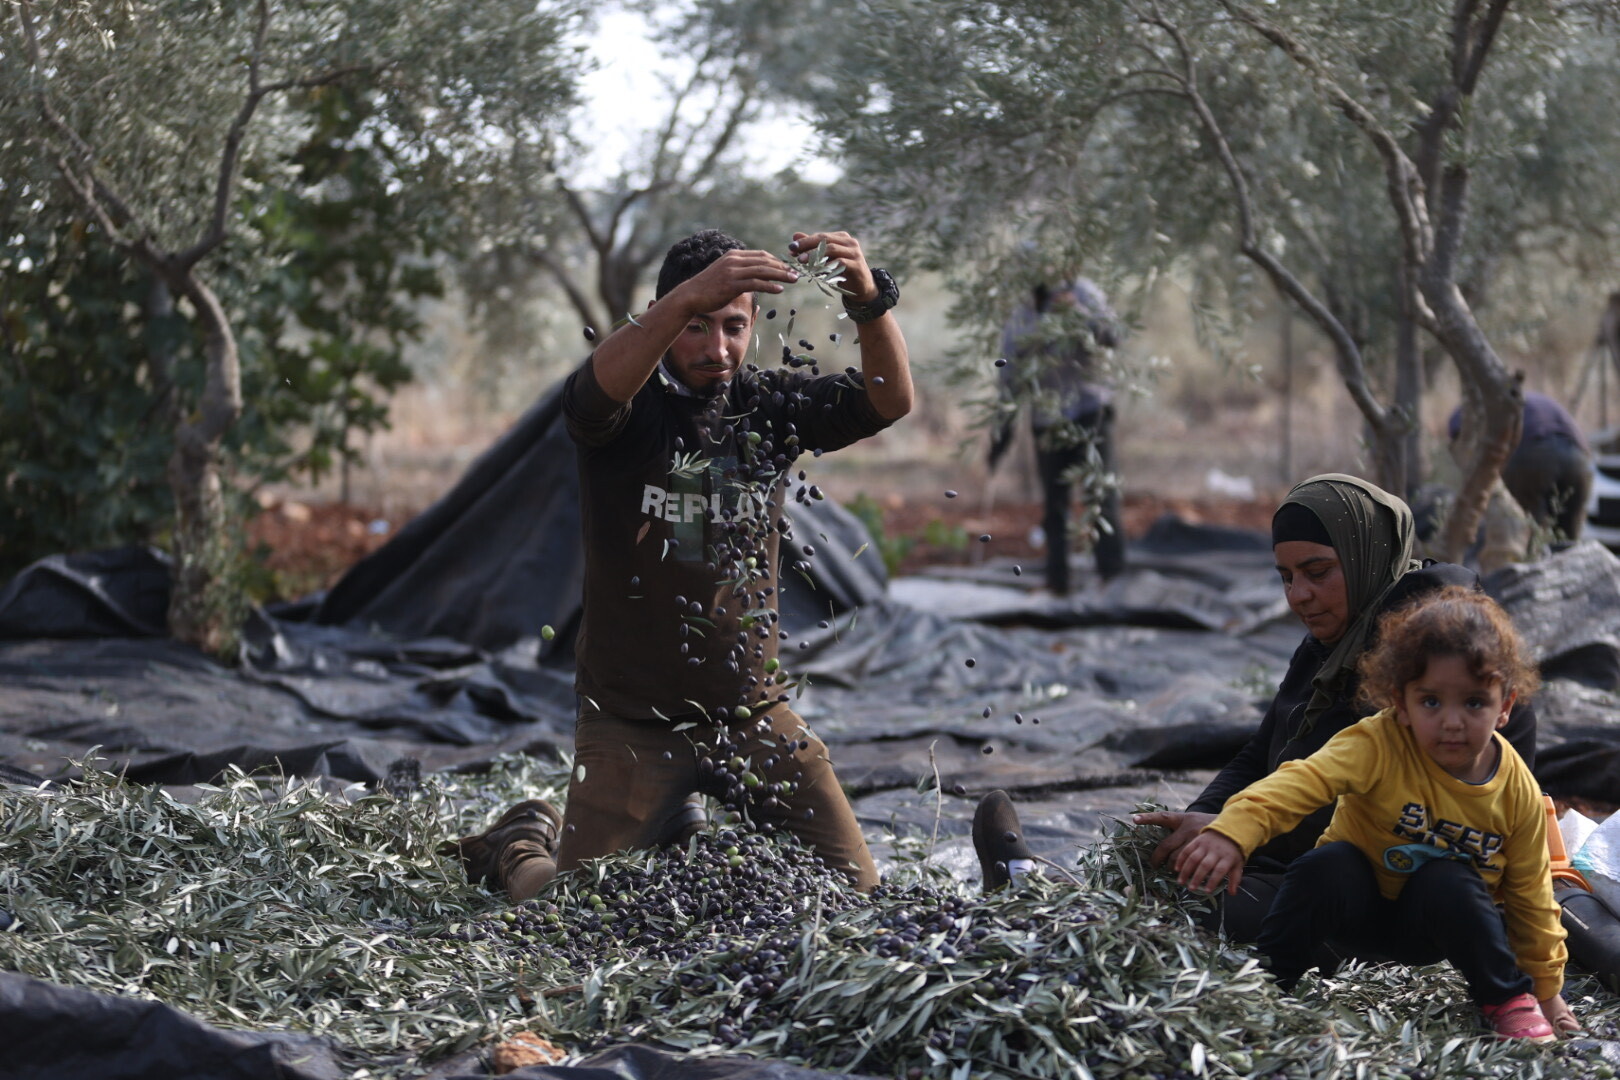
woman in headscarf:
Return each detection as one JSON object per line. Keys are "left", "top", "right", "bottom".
{"left": 1130, "top": 473, "right": 1537, "bottom": 937}
{"left": 973, "top": 474, "right": 1537, "bottom": 929}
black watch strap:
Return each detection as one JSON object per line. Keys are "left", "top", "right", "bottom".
{"left": 843, "top": 267, "right": 899, "bottom": 324}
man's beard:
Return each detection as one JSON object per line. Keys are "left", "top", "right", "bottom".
{"left": 661, "top": 357, "right": 729, "bottom": 399}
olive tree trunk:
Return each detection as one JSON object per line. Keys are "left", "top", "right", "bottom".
{"left": 163, "top": 270, "right": 244, "bottom": 654}
{"left": 1420, "top": 163, "right": 1523, "bottom": 564}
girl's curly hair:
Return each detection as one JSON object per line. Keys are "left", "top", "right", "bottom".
{"left": 1357, "top": 585, "right": 1540, "bottom": 712}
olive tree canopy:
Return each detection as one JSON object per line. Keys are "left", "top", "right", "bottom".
{"left": 1, "top": 0, "right": 588, "bottom": 650}
{"left": 464, "top": 0, "right": 833, "bottom": 376}
{"left": 704, "top": 0, "right": 1620, "bottom": 559}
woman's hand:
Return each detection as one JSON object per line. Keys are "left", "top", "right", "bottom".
{"left": 1133, "top": 810, "right": 1217, "bottom": 868}
{"left": 1173, "top": 831, "right": 1245, "bottom": 896}
{"left": 1540, "top": 993, "right": 1580, "bottom": 1034}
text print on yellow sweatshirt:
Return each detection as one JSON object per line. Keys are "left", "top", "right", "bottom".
{"left": 1207, "top": 708, "right": 1567, "bottom": 999}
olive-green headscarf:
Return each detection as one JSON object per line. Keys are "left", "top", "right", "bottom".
{"left": 1275, "top": 473, "right": 1420, "bottom": 727}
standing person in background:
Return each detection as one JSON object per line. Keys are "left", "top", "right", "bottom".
{"left": 989, "top": 278, "right": 1125, "bottom": 594}
{"left": 1449, "top": 390, "right": 1593, "bottom": 547}
{"left": 445, "top": 227, "right": 912, "bottom": 901}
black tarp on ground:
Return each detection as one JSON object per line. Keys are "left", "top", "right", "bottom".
{"left": 0, "top": 970, "right": 355, "bottom": 1080}
{"left": 6, "top": 531, "right": 1620, "bottom": 801}
{"left": 0, "top": 535, "right": 1296, "bottom": 790}
{"left": 0, "top": 970, "right": 879, "bottom": 1080}
{"left": 1487, "top": 540, "right": 1620, "bottom": 804}
{"left": 0, "top": 545, "right": 170, "bottom": 640}
{"left": 5, "top": 378, "right": 1620, "bottom": 1079}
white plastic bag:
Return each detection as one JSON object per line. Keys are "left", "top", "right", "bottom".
{"left": 1569, "top": 808, "right": 1620, "bottom": 913}
{"left": 1561, "top": 807, "right": 1601, "bottom": 860}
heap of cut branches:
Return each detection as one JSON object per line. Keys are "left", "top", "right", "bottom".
{"left": 1, "top": 759, "right": 1615, "bottom": 1079}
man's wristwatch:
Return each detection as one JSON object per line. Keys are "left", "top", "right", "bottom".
{"left": 843, "top": 268, "right": 900, "bottom": 324}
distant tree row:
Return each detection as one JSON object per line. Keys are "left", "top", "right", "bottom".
{"left": 689, "top": 0, "right": 1620, "bottom": 560}
{"left": 7, "top": 0, "right": 1620, "bottom": 650}
{"left": 0, "top": 0, "right": 822, "bottom": 651}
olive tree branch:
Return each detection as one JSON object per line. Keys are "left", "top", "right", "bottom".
{"left": 528, "top": 243, "right": 604, "bottom": 332}
{"left": 1215, "top": 0, "right": 1433, "bottom": 271}
{"left": 178, "top": 0, "right": 373, "bottom": 271}
{"left": 1144, "top": 4, "right": 1390, "bottom": 431}
{"left": 16, "top": 0, "right": 161, "bottom": 259}
{"left": 1455, "top": 0, "right": 1513, "bottom": 95}
{"left": 557, "top": 178, "right": 607, "bottom": 254}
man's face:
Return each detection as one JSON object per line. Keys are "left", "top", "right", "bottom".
{"left": 665, "top": 295, "right": 755, "bottom": 396}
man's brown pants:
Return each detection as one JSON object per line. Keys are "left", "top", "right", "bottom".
{"left": 501, "top": 705, "right": 878, "bottom": 900}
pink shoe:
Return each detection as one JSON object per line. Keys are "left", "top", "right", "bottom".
{"left": 1479, "top": 993, "right": 1556, "bottom": 1043}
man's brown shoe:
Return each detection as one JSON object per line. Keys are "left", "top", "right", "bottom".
{"left": 441, "top": 799, "right": 563, "bottom": 886}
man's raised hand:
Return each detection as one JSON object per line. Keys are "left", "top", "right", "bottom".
{"left": 670, "top": 248, "right": 799, "bottom": 316}
{"left": 788, "top": 231, "right": 875, "bottom": 303}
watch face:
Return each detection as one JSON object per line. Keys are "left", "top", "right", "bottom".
{"left": 876, "top": 269, "right": 899, "bottom": 304}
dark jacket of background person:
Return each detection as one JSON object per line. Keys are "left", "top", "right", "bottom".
{"left": 1189, "top": 561, "right": 1538, "bottom": 866}
{"left": 996, "top": 278, "right": 1119, "bottom": 429}
{"left": 1448, "top": 390, "right": 1593, "bottom": 541}
{"left": 991, "top": 278, "right": 1126, "bottom": 588}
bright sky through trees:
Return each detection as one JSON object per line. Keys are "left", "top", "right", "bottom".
{"left": 576, "top": 10, "right": 838, "bottom": 187}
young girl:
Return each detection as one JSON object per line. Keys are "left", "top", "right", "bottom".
{"left": 1174, "top": 586, "right": 1575, "bottom": 1042}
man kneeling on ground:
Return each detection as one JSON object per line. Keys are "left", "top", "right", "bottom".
{"left": 446, "top": 228, "right": 913, "bottom": 899}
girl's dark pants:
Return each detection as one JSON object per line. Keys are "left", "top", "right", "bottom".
{"left": 1256, "top": 841, "right": 1533, "bottom": 1005}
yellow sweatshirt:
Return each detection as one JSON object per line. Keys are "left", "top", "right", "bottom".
{"left": 1207, "top": 708, "right": 1567, "bottom": 999}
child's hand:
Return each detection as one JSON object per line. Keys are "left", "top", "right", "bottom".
{"left": 1132, "top": 810, "right": 1216, "bottom": 868}
{"left": 1540, "top": 993, "right": 1579, "bottom": 1034}
{"left": 1173, "top": 831, "right": 1245, "bottom": 895}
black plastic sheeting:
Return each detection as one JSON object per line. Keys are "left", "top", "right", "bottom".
{"left": 0, "top": 970, "right": 355, "bottom": 1080}
{"left": 1486, "top": 540, "right": 1620, "bottom": 805}
{"left": 4, "top": 533, "right": 1620, "bottom": 803}
{"left": 0, "top": 970, "right": 877, "bottom": 1080}
{"left": 0, "top": 544, "right": 170, "bottom": 639}
{"left": 0, "top": 540, "right": 1296, "bottom": 790}
{"left": 5, "top": 382, "right": 1620, "bottom": 1079}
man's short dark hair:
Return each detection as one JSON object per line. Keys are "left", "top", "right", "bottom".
{"left": 656, "top": 229, "right": 746, "bottom": 299}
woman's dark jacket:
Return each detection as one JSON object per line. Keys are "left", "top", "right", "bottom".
{"left": 1186, "top": 563, "right": 1538, "bottom": 867}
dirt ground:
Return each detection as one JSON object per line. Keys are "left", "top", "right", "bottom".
{"left": 243, "top": 488, "right": 1280, "bottom": 601}
{"left": 245, "top": 495, "right": 401, "bottom": 602}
